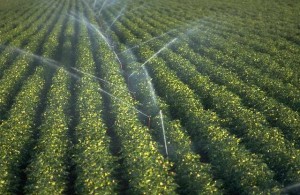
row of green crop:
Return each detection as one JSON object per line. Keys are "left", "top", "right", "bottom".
{"left": 102, "top": 7, "right": 281, "bottom": 194}
{"left": 0, "top": 0, "right": 56, "bottom": 45}
{"left": 110, "top": 6, "right": 300, "bottom": 147}
{"left": 158, "top": 47, "right": 300, "bottom": 184}
{"left": 144, "top": 57, "right": 280, "bottom": 194}
{"left": 172, "top": 40, "right": 300, "bottom": 147}
{"left": 125, "top": 6, "right": 299, "bottom": 143}
{"left": 0, "top": 0, "right": 44, "bottom": 28}
{"left": 110, "top": 8, "right": 300, "bottom": 182}
{"left": 0, "top": 0, "right": 67, "bottom": 116}
{"left": 119, "top": 45, "right": 222, "bottom": 194}
{"left": 104, "top": 10, "right": 219, "bottom": 194}
{"left": 25, "top": 68, "right": 71, "bottom": 194}
{"left": 120, "top": 5, "right": 300, "bottom": 101}
{"left": 72, "top": 4, "right": 118, "bottom": 192}
{"left": 0, "top": 0, "right": 48, "bottom": 38}
{"left": 0, "top": 0, "right": 58, "bottom": 75}
{"left": 187, "top": 34, "right": 300, "bottom": 111}
{"left": 83, "top": 3, "right": 179, "bottom": 193}
{"left": 153, "top": 0, "right": 300, "bottom": 49}
{"left": 24, "top": 2, "right": 72, "bottom": 193}
{"left": 118, "top": 2, "right": 299, "bottom": 90}
{"left": 74, "top": 71, "right": 117, "bottom": 194}
{"left": 197, "top": 17, "right": 300, "bottom": 71}
{"left": 0, "top": 0, "right": 71, "bottom": 191}
{"left": 132, "top": 12, "right": 299, "bottom": 87}
{"left": 0, "top": 67, "right": 45, "bottom": 194}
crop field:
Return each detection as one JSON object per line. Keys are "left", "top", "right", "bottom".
{"left": 0, "top": 0, "right": 299, "bottom": 194}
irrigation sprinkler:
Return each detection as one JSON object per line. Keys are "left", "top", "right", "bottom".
{"left": 123, "top": 37, "right": 178, "bottom": 128}
{"left": 148, "top": 116, "right": 151, "bottom": 129}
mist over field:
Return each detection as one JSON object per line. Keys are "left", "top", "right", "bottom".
{"left": 0, "top": 0, "right": 299, "bottom": 194}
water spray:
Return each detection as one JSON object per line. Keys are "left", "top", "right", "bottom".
{"left": 104, "top": 0, "right": 117, "bottom": 8}
{"left": 68, "top": 9, "right": 181, "bottom": 135}
{"left": 112, "top": 50, "right": 123, "bottom": 70}
{"left": 97, "top": 0, "right": 109, "bottom": 16}
{"left": 120, "top": 29, "right": 176, "bottom": 54}
{"left": 142, "top": 66, "right": 157, "bottom": 105}
{"left": 72, "top": 67, "right": 135, "bottom": 94}
{"left": 140, "top": 38, "right": 177, "bottom": 68}
{"left": 0, "top": 44, "right": 81, "bottom": 80}
{"left": 81, "top": 0, "right": 95, "bottom": 12}
{"left": 106, "top": 6, "right": 127, "bottom": 32}
{"left": 128, "top": 71, "right": 137, "bottom": 78}
{"left": 124, "top": 38, "right": 178, "bottom": 127}
{"left": 126, "top": 37, "right": 178, "bottom": 81}
{"left": 0, "top": 44, "right": 147, "bottom": 121}
{"left": 281, "top": 183, "right": 300, "bottom": 194}
{"left": 68, "top": 12, "right": 109, "bottom": 44}
{"left": 159, "top": 110, "right": 168, "bottom": 157}
{"left": 68, "top": 13, "right": 123, "bottom": 70}
{"left": 105, "top": 2, "right": 149, "bottom": 30}
{"left": 92, "top": 0, "right": 98, "bottom": 8}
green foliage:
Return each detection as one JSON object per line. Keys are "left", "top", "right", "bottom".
{"left": 25, "top": 69, "right": 71, "bottom": 194}
{"left": 159, "top": 47, "right": 300, "bottom": 184}
{"left": 74, "top": 23, "right": 117, "bottom": 194}
{"left": 175, "top": 43, "right": 300, "bottom": 147}
{"left": 24, "top": 3, "right": 71, "bottom": 192}
{"left": 96, "top": 38, "right": 178, "bottom": 194}
{"left": 0, "top": 0, "right": 65, "bottom": 115}
{"left": 145, "top": 56, "right": 281, "bottom": 194}
{"left": 122, "top": 47, "right": 222, "bottom": 194}
{"left": 0, "top": 67, "right": 45, "bottom": 194}
{"left": 0, "top": 0, "right": 299, "bottom": 194}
